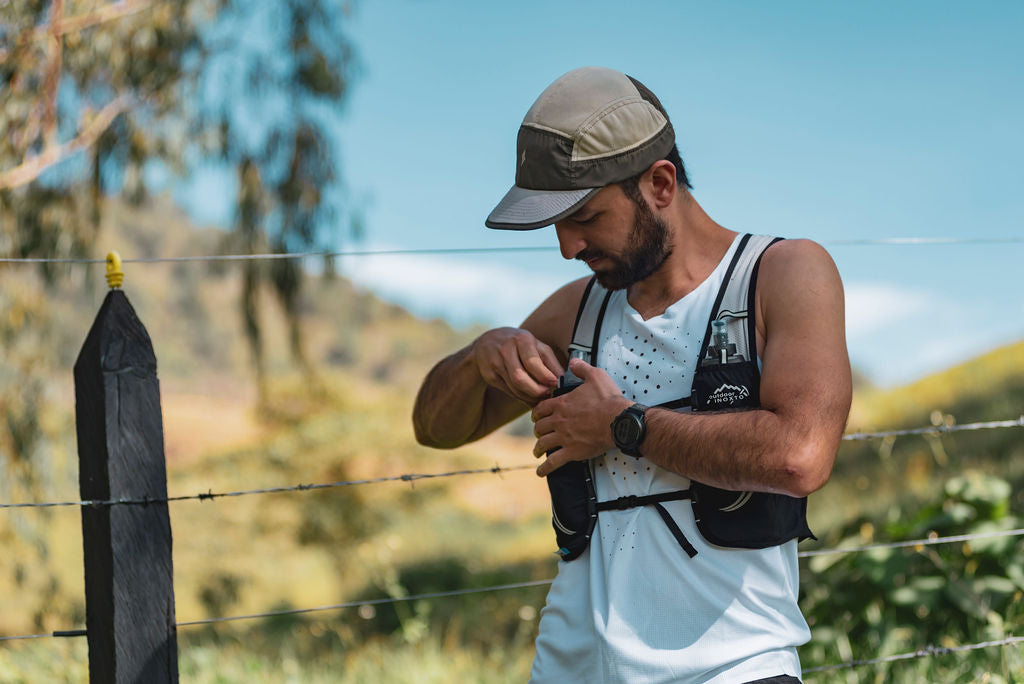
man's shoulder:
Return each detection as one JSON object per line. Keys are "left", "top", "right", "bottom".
{"left": 755, "top": 237, "right": 843, "bottom": 326}
{"left": 762, "top": 237, "right": 831, "bottom": 266}
{"left": 758, "top": 238, "right": 839, "bottom": 291}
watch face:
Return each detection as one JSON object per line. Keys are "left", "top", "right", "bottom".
{"left": 613, "top": 415, "right": 641, "bottom": 446}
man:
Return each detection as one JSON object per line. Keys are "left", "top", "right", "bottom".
{"left": 413, "top": 67, "right": 851, "bottom": 683}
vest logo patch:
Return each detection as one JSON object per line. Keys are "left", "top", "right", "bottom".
{"left": 708, "top": 383, "right": 750, "bottom": 405}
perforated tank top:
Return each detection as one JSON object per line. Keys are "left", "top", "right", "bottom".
{"left": 529, "top": 234, "right": 808, "bottom": 684}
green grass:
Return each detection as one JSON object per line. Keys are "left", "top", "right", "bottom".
{"left": 0, "top": 632, "right": 538, "bottom": 684}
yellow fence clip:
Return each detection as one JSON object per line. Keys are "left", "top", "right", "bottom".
{"left": 105, "top": 251, "right": 124, "bottom": 290}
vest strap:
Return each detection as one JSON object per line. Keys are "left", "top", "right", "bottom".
{"left": 653, "top": 502, "right": 698, "bottom": 558}
{"left": 595, "top": 488, "right": 692, "bottom": 512}
{"left": 656, "top": 397, "right": 691, "bottom": 410}
{"left": 595, "top": 489, "right": 698, "bottom": 558}
{"left": 566, "top": 276, "right": 612, "bottom": 363}
{"left": 696, "top": 233, "right": 780, "bottom": 369}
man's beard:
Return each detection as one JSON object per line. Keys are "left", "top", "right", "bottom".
{"left": 577, "top": 197, "right": 673, "bottom": 291}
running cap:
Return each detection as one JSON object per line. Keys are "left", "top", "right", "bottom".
{"left": 486, "top": 66, "right": 676, "bottom": 231}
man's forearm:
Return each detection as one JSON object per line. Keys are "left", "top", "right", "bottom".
{"left": 412, "top": 346, "right": 489, "bottom": 448}
{"left": 532, "top": 359, "right": 847, "bottom": 489}
{"left": 414, "top": 326, "right": 565, "bottom": 449}
{"left": 640, "top": 407, "right": 839, "bottom": 498}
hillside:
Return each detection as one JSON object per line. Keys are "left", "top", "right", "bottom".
{"left": 834, "top": 339, "right": 1024, "bottom": 521}
{"left": 850, "top": 340, "right": 1024, "bottom": 431}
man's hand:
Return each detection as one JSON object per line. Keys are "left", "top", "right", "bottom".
{"left": 531, "top": 358, "right": 631, "bottom": 477}
{"left": 413, "top": 277, "right": 589, "bottom": 450}
{"left": 472, "top": 327, "right": 563, "bottom": 406}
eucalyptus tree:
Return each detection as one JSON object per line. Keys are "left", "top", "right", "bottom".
{"left": 194, "top": 0, "right": 358, "bottom": 400}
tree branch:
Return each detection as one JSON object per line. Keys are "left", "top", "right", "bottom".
{"left": 58, "top": 0, "right": 160, "bottom": 36}
{"left": 43, "top": 0, "right": 65, "bottom": 150}
{"left": 0, "top": 0, "right": 160, "bottom": 64}
{"left": 0, "top": 95, "right": 132, "bottom": 190}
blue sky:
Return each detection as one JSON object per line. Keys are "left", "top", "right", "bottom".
{"left": 179, "top": 1, "right": 1024, "bottom": 387}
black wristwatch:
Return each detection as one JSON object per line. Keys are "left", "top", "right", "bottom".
{"left": 611, "top": 403, "right": 648, "bottom": 457}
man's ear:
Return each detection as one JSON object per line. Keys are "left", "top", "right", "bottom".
{"left": 646, "top": 160, "right": 677, "bottom": 209}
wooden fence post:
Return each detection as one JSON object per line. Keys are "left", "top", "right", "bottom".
{"left": 74, "top": 253, "right": 178, "bottom": 683}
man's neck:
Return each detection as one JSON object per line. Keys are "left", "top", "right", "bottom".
{"left": 626, "top": 193, "right": 737, "bottom": 320}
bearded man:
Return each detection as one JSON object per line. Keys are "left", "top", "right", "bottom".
{"left": 412, "top": 66, "right": 851, "bottom": 684}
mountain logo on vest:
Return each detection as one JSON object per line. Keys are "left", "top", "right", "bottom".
{"left": 708, "top": 383, "right": 750, "bottom": 406}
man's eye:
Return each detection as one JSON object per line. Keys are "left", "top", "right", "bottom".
{"left": 576, "top": 214, "right": 599, "bottom": 225}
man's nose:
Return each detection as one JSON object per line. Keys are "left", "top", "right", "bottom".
{"left": 554, "top": 223, "right": 586, "bottom": 260}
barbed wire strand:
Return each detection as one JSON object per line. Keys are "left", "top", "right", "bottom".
{"left": 172, "top": 529, "right": 1023, "bottom": 625}
{"left": 0, "top": 629, "right": 86, "bottom": 642}
{"left": 842, "top": 416, "right": 1024, "bottom": 441}
{"left": 0, "top": 633, "right": 53, "bottom": 642}
{"left": 803, "top": 635, "right": 1024, "bottom": 675}
{"left": 1, "top": 417, "right": 1021, "bottom": 511}
{"left": 0, "top": 580, "right": 559, "bottom": 639}
{"left": 0, "top": 480, "right": 1018, "bottom": 560}
{"left": 2, "top": 236, "right": 1024, "bottom": 265}
{"left": 0, "top": 464, "right": 535, "bottom": 510}
{"left": 0, "top": 247, "right": 553, "bottom": 264}
{"left": 176, "top": 579, "right": 556, "bottom": 627}
{"left": 826, "top": 237, "right": 1024, "bottom": 246}
{"left": 797, "top": 527, "right": 1024, "bottom": 558}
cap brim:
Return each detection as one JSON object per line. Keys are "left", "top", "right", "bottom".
{"left": 485, "top": 185, "right": 601, "bottom": 231}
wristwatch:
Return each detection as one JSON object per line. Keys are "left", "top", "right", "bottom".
{"left": 611, "top": 403, "right": 648, "bottom": 457}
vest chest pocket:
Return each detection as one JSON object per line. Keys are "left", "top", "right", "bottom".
{"left": 546, "top": 459, "right": 598, "bottom": 561}
{"left": 688, "top": 358, "right": 815, "bottom": 549}
{"left": 689, "top": 347, "right": 814, "bottom": 549}
{"left": 691, "top": 482, "right": 814, "bottom": 548}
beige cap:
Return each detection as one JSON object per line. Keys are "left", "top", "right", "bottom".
{"left": 486, "top": 67, "right": 676, "bottom": 230}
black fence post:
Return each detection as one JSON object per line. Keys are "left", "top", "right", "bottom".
{"left": 74, "top": 253, "right": 178, "bottom": 682}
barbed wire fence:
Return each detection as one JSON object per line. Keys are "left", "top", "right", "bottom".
{"left": 1, "top": 241, "right": 1022, "bottom": 678}
{"left": 0, "top": 419, "right": 1022, "bottom": 669}
{"left": 0, "top": 517, "right": 1021, "bottom": 675}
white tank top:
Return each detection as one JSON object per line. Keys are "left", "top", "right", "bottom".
{"left": 530, "top": 234, "right": 809, "bottom": 684}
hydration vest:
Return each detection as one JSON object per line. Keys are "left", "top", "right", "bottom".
{"left": 546, "top": 233, "right": 815, "bottom": 561}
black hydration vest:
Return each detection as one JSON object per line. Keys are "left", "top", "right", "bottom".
{"left": 546, "top": 233, "right": 815, "bottom": 561}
